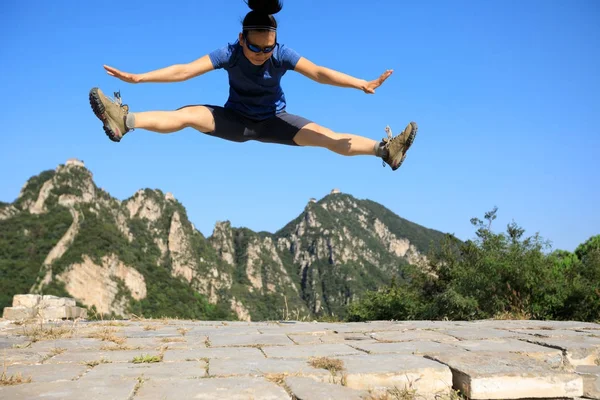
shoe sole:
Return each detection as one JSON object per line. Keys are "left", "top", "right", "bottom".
{"left": 391, "top": 122, "right": 418, "bottom": 171}
{"left": 404, "top": 121, "right": 418, "bottom": 151}
{"left": 89, "top": 88, "right": 121, "bottom": 142}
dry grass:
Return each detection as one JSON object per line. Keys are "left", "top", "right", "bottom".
{"left": 87, "top": 327, "right": 126, "bottom": 345}
{"left": 82, "top": 357, "right": 111, "bottom": 368}
{"left": 100, "top": 321, "right": 129, "bottom": 327}
{"left": 308, "top": 356, "right": 347, "bottom": 385}
{"left": 1, "top": 359, "right": 32, "bottom": 386}
{"left": 0, "top": 371, "right": 32, "bottom": 386}
{"left": 265, "top": 373, "right": 296, "bottom": 398}
{"left": 132, "top": 375, "right": 146, "bottom": 397}
{"left": 265, "top": 373, "right": 287, "bottom": 386}
{"left": 364, "top": 386, "right": 418, "bottom": 400}
{"left": 41, "top": 347, "right": 67, "bottom": 363}
{"left": 143, "top": 325, "right": 158, "bottom": 331}
{"left": 50, "top": 347, "right": 67, "bottom": 356}
{"left": 492, "top": 310, "right": 531, "bottom": 320}
{"left": 100, "top": 344, "right": 141, "bottom": 351}
{"left": 364, "top": 386, "right": 464, "bottom": 400}
{"left": 20, "top": 323, "right": 73, "bottom": 343}
{"left": 159, "top": 337, "right": 186, "bottom": 343}
{"left": 308, "top": 357, "right": 344, "bottom": 373}
{"left": 177, "top": 327, "right": 190, "bottom": 336}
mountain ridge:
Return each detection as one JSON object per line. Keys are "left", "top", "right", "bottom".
{"left": 1, "top": 158, "right": 451, "bottom": 321}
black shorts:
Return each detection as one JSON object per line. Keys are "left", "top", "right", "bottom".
{"left": 200, "top": 105, "right": 313, "bottom": 146}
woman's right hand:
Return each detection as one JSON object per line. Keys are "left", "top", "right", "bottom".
{"left": 103, "top": 65, "right": 141, "bottom": 83}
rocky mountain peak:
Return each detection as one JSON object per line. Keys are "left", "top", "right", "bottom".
{"left": 13, "top": 158, "right": 98, "bottom": 215}
{"left": 210, "top": 221, "right": 236, "bottom": 266}
{"left": 1, "top": 161, "right": 449, "bottom": 322}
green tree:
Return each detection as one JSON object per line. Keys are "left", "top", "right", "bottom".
{"left": 346, "top": 275, "right": 425, "bottom": 322}
{"left": 345, "top": 208, "right": 600, "bottom": 323}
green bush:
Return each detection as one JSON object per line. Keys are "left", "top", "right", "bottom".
{"left": 345, "top": 207, "right": 600, "bottom": 323}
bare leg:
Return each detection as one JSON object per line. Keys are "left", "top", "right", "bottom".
{"left": 293, "top": 122, "right": 379, "bottom": 156}
{"left": 130, "top": 105, "right": 215, "bottom": 134}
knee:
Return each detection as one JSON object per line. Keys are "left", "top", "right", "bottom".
{"left": 175, "top": 106, "right": 214, "bottom": 132}
{"left": 175, "top": 107, "right": 195, "bottom": 127}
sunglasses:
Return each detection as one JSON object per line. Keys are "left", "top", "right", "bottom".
{"left": 243, "top": 34, "right": 277, "bottom": 53}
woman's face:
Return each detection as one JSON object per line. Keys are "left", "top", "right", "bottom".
{"left": 239, "top": 31, "right": 277, "bottom": 66}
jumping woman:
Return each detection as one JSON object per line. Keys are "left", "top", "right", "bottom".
{"left": 89, "top": 0, "right": 418, "bottom": 171}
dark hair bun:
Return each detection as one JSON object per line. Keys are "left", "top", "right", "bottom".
{"left": 245, "top": 0, "right": 283, "bottom": 15}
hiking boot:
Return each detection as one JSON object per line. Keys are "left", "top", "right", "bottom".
{"left": 380, "top": 121, "right": 418, "bottom": 171}
{"left": 89, "top": 88, "right": 131, "bottom": 142}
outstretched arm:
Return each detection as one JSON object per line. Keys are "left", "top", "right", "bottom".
{"left": 293, "top": 57, "right": 392, "bottom": 94}
{"left": 104, "top": 54, "right": 215, "bottom": 84}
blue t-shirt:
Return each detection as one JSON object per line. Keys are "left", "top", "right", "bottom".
{"left": 208, "top": 41, "right": 301, "bottom": 120}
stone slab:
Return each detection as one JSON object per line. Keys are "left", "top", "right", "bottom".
{"left": 79, "top": 360, "right": 207, "bottom": 381}
{"left": 40, "top": 295, "right": 76, "bottom": 307}
{"left": 37, "top": 306, "right": 87, "bottom": 320}
{"left": 3, "top": 319, "right": 600, "bottom": 399}
{"left": 370, "top": 329, "right": 459, "bottom": 343}
{"left": 522, "top": 336, "right": 600, "bottom": 366}
{"left": 194, "top": 326, "right": 264, "bottom": 336}
{"left": 351, "top": 340, "right": 467, "bottom": 356}
{"left": 0, "top": 378, "right": 137, "bottom": 400}
{"left": 318, "top": 332, "right": 378, "bottom": 344}
{"left": 209, "top": 358, "right": 331, "bottom": 379}
{"left": 262, "top": 343, "right": 363, "bottom": 359}
{"left": 510, "top": 328, "right": 598, "bottom": 338}
{"left": 355, "top": 321, "right": 466, "bottom": 332}
{"left": 288, "top": 334, "right": 323, "bottom": 345}
{"left": 46, "top": 349, "right": 164, "bottom": 364}
{"left": 426, "top": 351, "right": 583, "bottom": 399}
{"left": 324, "top": 321, "right": 421, "bottom": 334}
{"left": 4, "top": 363, "right": 88, "bottom": 383}
{"left": 335, "top": 353, "right": 453, "bottom": 399}
{"left": 448, "top": 338, "right": 565, "bottom": 367}
{"left": 133, "top": 376, "right": 291, "bottom": 399}
{"left": 257, "top": 322, "right": 339, "bottom": 335}
{"left": 12, "top": 294, "right": 42, "bottom": 308}
{"left": 28, "top": 338, "right": 105, "bottom": 352}
{"left": 113, "top": 326, "right": 188, "bottom": 338}
{"left": 2, "top": 306, "right": 36, "bottom": 320}
{"left": 161, "top": 347, "right": 265, "bottom": 362}
{"left": 149, "top": 336, "right": 197, "bottom": 349}
{"left": 465, "top": 320, "right": 600, "bottom": 330}
{"left": 1, "top": 349, "right": 48, "bottom": 365}
{"left": 110, "top": 337, "right": 177, "bottom": 350}
{"left": 0, "top": 336, "right": 29, "bottom": 349}
{"left": 285, "top": 376, "right": 370, "bottom": 400}
{"left": 576, "top": 365, "right": 600, "bottom": 399}
{"left": 437, "top": 327, "right": 528, "bottom": 340}
{"left": 209, "top": 333, "right": 294, "bottom": 347}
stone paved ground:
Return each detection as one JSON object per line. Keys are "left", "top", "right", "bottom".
{"left": 1, "top": 318, "right": 599, "bottom": 399}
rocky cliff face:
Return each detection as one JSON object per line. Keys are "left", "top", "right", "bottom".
{"left": 0, "top": 159, "right": 448, "bottom": 321}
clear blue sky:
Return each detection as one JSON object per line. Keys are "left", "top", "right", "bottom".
{"left": 1, "top": 0, "right": 598, "bottom": 252}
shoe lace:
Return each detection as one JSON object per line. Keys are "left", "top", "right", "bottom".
{"left": 381, "top": 125, "right": 394, "bottom": 167}
{"left": 113, "top": 90, "right": 130, "bottom": 114}
{"left": 384, "top": 125, "right": 393, "bottom": 143}
{"left": 113, "top": 91, "right": 123, "bottom": 107}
